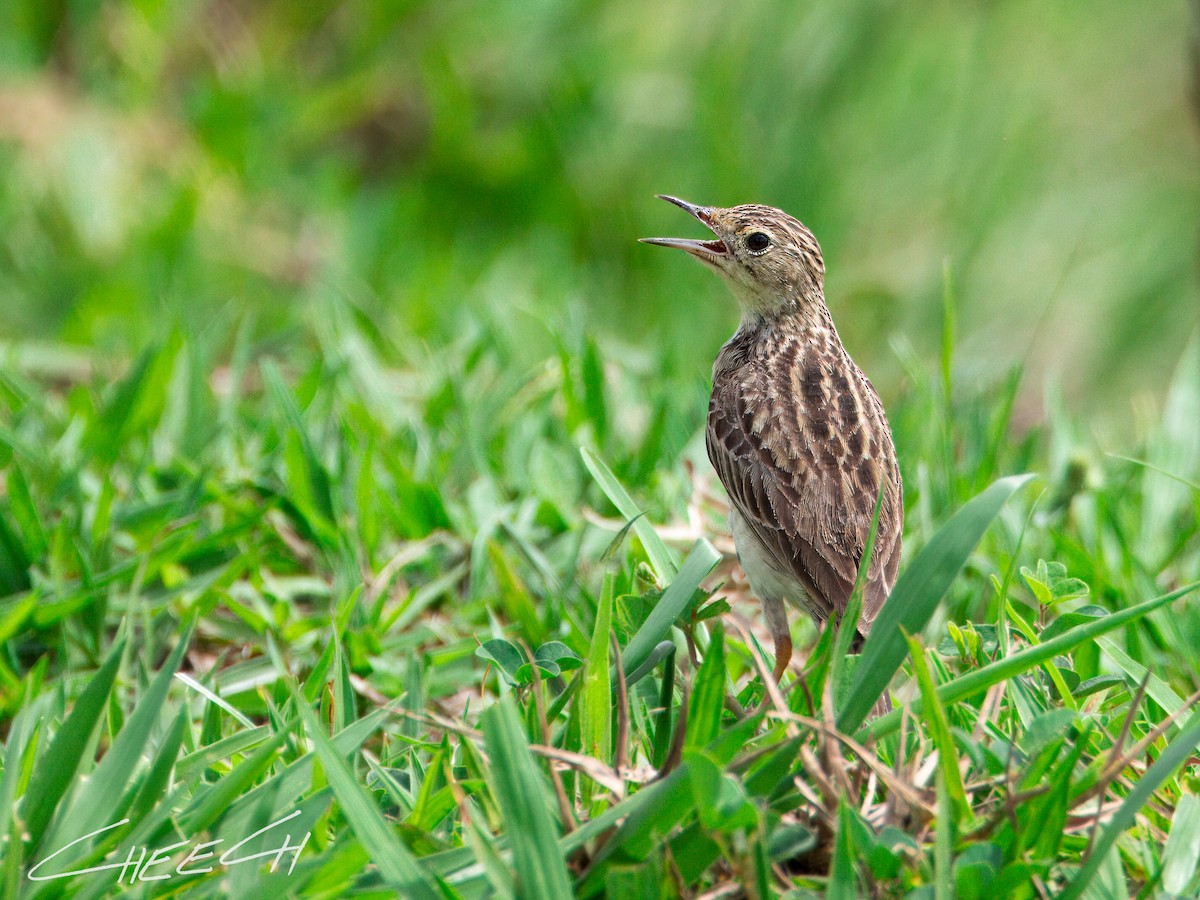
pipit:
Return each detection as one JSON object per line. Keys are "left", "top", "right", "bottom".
{"left": 642, "top": 196, "right": 903, "bottom": 690}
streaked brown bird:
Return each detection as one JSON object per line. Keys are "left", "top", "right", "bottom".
{"left": 642, "top": 196, "right": 903, "bottom": 688}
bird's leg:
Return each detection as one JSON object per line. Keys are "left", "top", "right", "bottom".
{"left": 762, "top": 596, "right": 792, "bottom": 682}
{"left": 771, "top": 632, "right": 793, "bottom": 682}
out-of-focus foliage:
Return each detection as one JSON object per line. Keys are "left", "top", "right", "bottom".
{"left": 1, "top": 0, "right": 1197, "bottom": 421}
{"left": 4, "top": 5, "right": 1200, "bottom": 895}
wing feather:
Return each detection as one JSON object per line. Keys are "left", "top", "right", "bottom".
{"left": 707, "top": 346, "right": 902, "bottom": 633}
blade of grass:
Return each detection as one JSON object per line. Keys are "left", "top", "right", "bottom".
{"left": 907, "top": 633, "right": 971, "bottom": 825}
{"left": 44, "top": 622, "right": 192, "bottom": 856}
{"left": 1004, "top": 601, "right": 1077, "bottom": 710}
{"left": 481, "top": 695, "right": 574, "bottom": 899}
{"left": 839, "top": 474, "right": 1034, "bottom": 731}
{"left": 858, "top": 579, "right": 1200, "bottom": 742}
{"left": 1061, "top": 713, "right": 1200, "bottom": 900}
{"left": 1096, "top": 635, "right": 1186, "bottom": 720}
{"left": 935, "top": 768, "right": 953, "bottom": 900}
{"left": 291, "top": 686, "right": 441, "bottom": 898}
{"left": 581, "top": 573, "right": 614, "bottom": 766}
{"left": 621, "top": 538, "right": 720, "bottom": 681}
{"left": 684, "top": 625, "right": 725, "bottom": 750}
{"left": 174, "top": 671, "right": 256, "bottom": 729}
{"left": 827, "top": 800, "right": 859, "bottom": 900}
{"left": 581, "top": 446, "right": 678, "bottom": 582}
{"left": 1161, "top": 793, "right": 1200, "bottom": 895}
{"left": 21, "top": 637, "right": 126, "bottom": 850}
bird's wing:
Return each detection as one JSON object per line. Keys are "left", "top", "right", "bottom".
{"left": 706, "top": 359, "right": 902, "bottom": 630}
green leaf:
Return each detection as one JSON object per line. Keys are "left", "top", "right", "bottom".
{"left": 478, "top": 638, "right": 527, "bottom": 686}
{"left": 1096, "top": 635, "right": 1187, "bottom": 722}
{"left": 1020, "top": 559, "right": 1089, "bottom": 607}
{"left": 1040, "top": 605, "right": 1108, "bottom": 643}
{"left": 574, "top": 768, "right": 694, "bottom": 891}
{"left": 839, "top": 474, "right": 1034, "bottom": 732}
{"left": 686, "top": 748, "right": 756, "bottom": 832}
{"left": 0, "top": 506, "right": 31, "bottom": 598}
{"left": 1072, "top": 674, "right": 1125, "bottom": 698}
{"left": 82, "top": 345, "right": 160, "bottom": 466}
{"left": 954, "top": 844, "right": 1001, "bottom": 900}
{"left": 177, "top": 726, "right": 294, "bottom": 835}
{"left": 536, "top": 641, "right": 583, "bottom": 673}
{"left": 625, "top": 639, "right": 675, "bottom": 688}
{"left": 1024, "top": 723, "right": 1090, "bottom": 862}
{"left": 481, "top": 695, "right": 573, "bottom": 899}
{"left": 622, "top": 539, "right": 720, "bottom": 681}
{"left": 520, "top": 640, "right": 584, "bottom": 682}
{"left": 263, "top": 359, "right": 337, "bottom": 540}
{"left": 934, "top": 769, "right": 953, "bottom": 900}
{"left": 651, "top": 645, "right": 677, "bottom": 768}
{"left": 4, "top": 462, "right": 47, "bottom": 560}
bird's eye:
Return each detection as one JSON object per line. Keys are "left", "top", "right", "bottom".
{"left": 745, "top": 232, "right": 771, "bottom": 254}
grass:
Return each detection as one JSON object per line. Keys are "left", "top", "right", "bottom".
{"left": 2, "top": 1, "right": 1200, "bottom": 896}
{"left": 0, "top": 298, "right": 1198, "bottom": 898}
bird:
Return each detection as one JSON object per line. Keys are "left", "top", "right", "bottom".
{"left": 641, "top": 195, "right": 903, "bottom": 691}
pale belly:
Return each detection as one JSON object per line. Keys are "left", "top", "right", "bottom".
{"left": 729, "top": 509, "right": 824, "bottom": 623}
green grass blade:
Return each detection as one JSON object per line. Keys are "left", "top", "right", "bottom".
{"left": 624, "top": 639, "right": 675, "bottom": 688}
{"left": 1004, "top": 600, "right": 1077, "bottom": 710}
{"left": 907, "top": 634, "right": 971, "bottom": 825}
{"left": 173, "top": 671, "right": 256, "bottom": 728}
{"left": 827, "top": 800, "right": 859, "bottom": 900}
{"left": 216, "top": 707, "right": 391, "bottom": 842}
{"left": 859, "top": 579, "right": 1200, "bottom": 741}
{"left": 684, "top": 625, "right": 725, "bottom": 749}
{"left": 574, "top": 768, "right": 694, "bottom": 892}
{"left": 935, "top": 768, "right": 953, "bottom": 900}
{"left": 174, "top": 725, "right": 272, "bottom": 782}
{"left": 622, "top": 538, "right": 720, "bottom": 680}
{"left": 1096, "top": 635, "right": 1186, "bottom": 719}
{"left": 1026, "top": 725, "right": 1091, "bottom": 863}
{"left": 1061, "top": 713, "right": 1200, "bottom": 900}
{"left": 21, "top": 637, "right": 126, "bottom": 850}
{"left": 651, "top": 646, "right": 677, "bottom": 768}
{"left": 481, "top": 695, "right": 574, "bottom": 899}
{"left": 839, "top": 473, "right": 1034, "bottom": 731}
{"left": 177, "top": 726, "right": 294, "bottom": 834}
{"left": 263, "top": 358, "right": 337, "bottom": 540}
{"left": 292, "top": 687, "right": 441, "bottom": 898}
{"left": 44, "top": 623, "right": 192, "bottom": 853}
{"left": 581, "top": 446, "right": 678, "bottom": 581}
{"left": 127, "top": 707, "right": 189, "bottom": 825}
{"left": 582, "top": 573, "right": 614, "bottom": 765}
{"left": 1162, "top": 793, "right": 1200, "bottom": 895}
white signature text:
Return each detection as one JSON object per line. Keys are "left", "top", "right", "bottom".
{"left": 28, "top": 810, "right": 311, "bottom": 883}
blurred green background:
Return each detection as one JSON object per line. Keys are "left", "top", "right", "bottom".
{"left": 1, "top": 0, "right": 1196, "bottom": 423}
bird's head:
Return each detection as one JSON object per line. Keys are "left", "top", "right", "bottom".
{"left": 641, "top": 195, "right": 826, "bottom": 319}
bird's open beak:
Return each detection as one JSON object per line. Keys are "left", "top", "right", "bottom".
{"left": 639, "top": 195, "right": 729, "bottom": 261}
